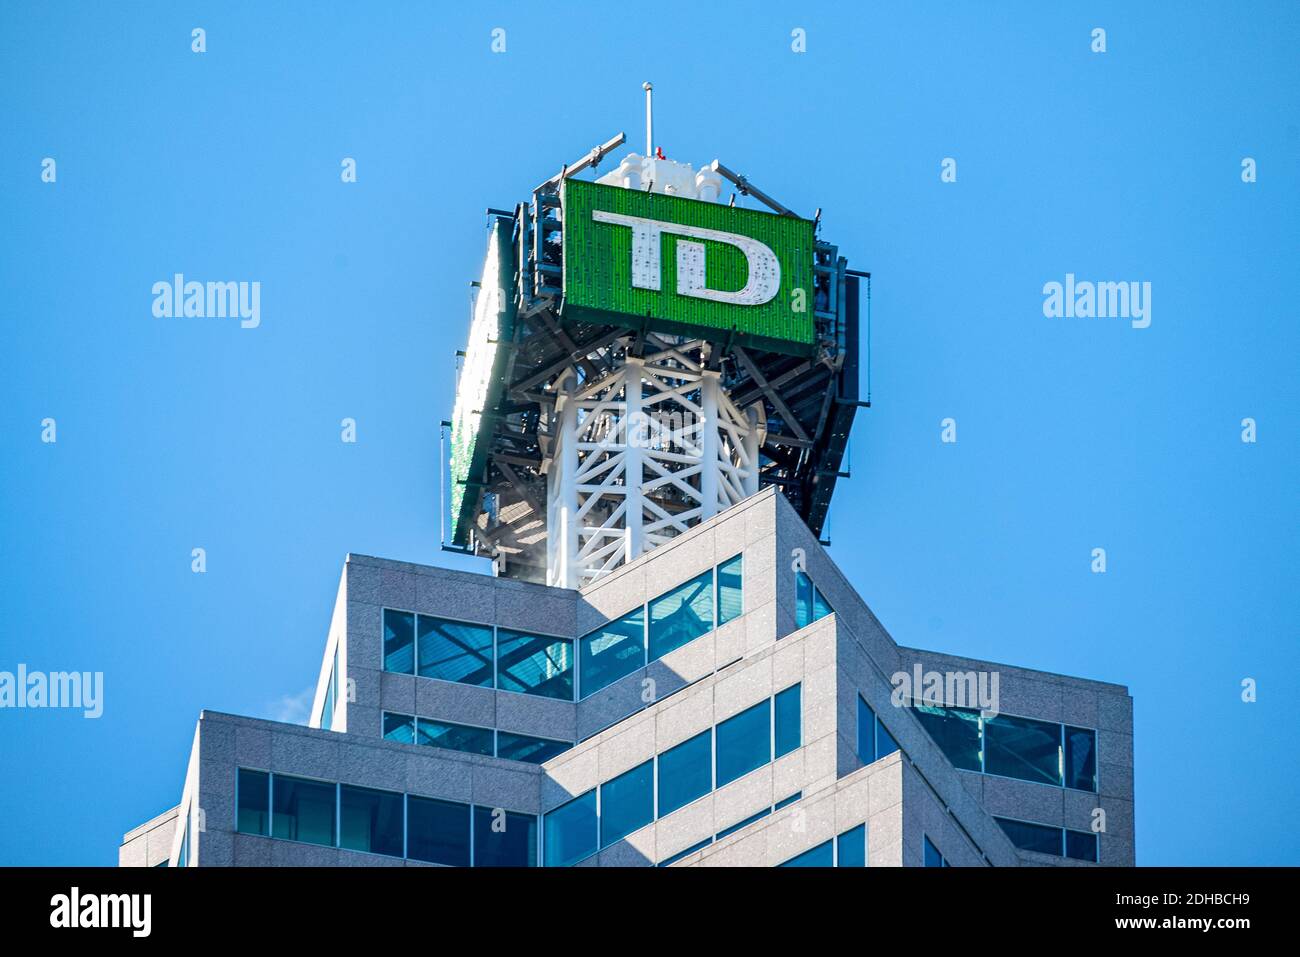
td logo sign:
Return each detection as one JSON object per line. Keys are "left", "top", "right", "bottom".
{"left": 562, "top": 179, "right": 815, "bottom": 354}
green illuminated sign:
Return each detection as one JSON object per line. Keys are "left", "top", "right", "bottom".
{"left": 562, "top": 179, "right": 815, "bottom": 354}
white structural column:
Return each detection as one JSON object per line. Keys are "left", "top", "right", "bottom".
{"left": 546, "top": 339, "right": 762, "bottom": 588}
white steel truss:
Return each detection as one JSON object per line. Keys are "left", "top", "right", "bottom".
{"left": 547, "top": 339, "right": 761, "bottom": 588}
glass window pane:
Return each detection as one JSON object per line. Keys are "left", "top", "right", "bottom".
{"left": 780, "top": 840, "right": 833, "bottom": 867}
{"left": 774, "top": 792, "right": 802, "bottom": 810}
{"left": 658, "top": 836, "right": 712, "bottom": 867}
{"left": 774, "top": 683, "right": 802, "bottom": 758}
{"left": 984, "top": 714, "right": 1061, "bottom": 786}
{"left": 715, "top": 699, "right": 771, "bottom": 787}
{"left": 406, "top": 795, "right": 470, "bottom": 866}
{"left": 914, "top": 704, "right": 982, "bottom": 772}
{"left": 648, "top": 571, "right": 714, "bottom": 661}
{"left": 857, "top": 696, "right": 876, "bottom": 764}
{"left": 340, "top": 784, "right": 404, "bottom": 858}
{"left": 795, "top": 571, "right": 814, "bottom": 629}
{"left": 236, "top": 769, "right": 269, "bottom": 836}
{"left": 383, "top": 609, "right": 414, "bottom": 674}
{"left": 543, "top": 790, "right": 597, "bottom": 867}
{"left": 717, "top": 554, "right": 743, "bottom": 625}
{"left": 996, "top": 817, "right": 1062, "bottom": 856}
{"left": 717, "top": 806, "right": 770, "bottom": 839}
{"left": 1065, "top": 829, "right": 1098, "bottom": 862}
{"left": 657, "top": 730, "right": 712, "bottom": 817}
{"left": 1064, "top": 726, "right": 1097, "bottom": 792}
{"left": 497, "top": 629, "right": 574, "bottom": 701}
{"left": 382, "top": 712, "right": 414, "bottom": 744}
{"left": 416, "top": 718, "right": 494, "bottom": 756}
{"left": 876, "top": 715, "right": 900, "bottom": 759}
{"left": 579, "top": 608, "right": 645, "bottom": 699}
{"left": 271, "top": 774, "right": 336, "bottom": 847}
{"left": 813, "top": 586, "right": 832, "bottom": 621}
{"left": 417, "top": 615, "right": 494, "bottom": 687}
{"left": 924, "top": 835, "right": 945, "bottom": 867}
{"left": 473, "top": 806, "right": 538, "bottom": 867}
{"left": 496, "top": 731, "right": 571, "bottom": 765}
{"left": 600, "top": 759, "right": 654, "bottom": 848}
{"left": 837, "top": 824, "right": 866, "bottom": 867}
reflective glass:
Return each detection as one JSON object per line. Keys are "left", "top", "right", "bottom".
{"left": 496, "top": 731, "right": 571, "bottom": 765}
{"left": 1064, "top": 726, "right": 1097, "bottom": 792}
{"left": 914, "top": 704, "right": 982, "bottom": 772}
{"left": 715, "top": 699, "right": 771, "bottom": 787}
{"left": 996, "top": 817, "right": 1062, "bottom": 855}
{"left": 837, "top": 824, "right": 866, "bottom": 867}
{"left": 600, "top": 759, "right": 654, "bottom": 848}
{"left": 236, "top": 768, "right": 269, "bottom": 836}
{"left": 1065, "top": 829, "right": 1099, "bottom": 862}
{"left": 923, "top": 835, "right": 945, "bottom": 867}
{"left": 774, "top": 683, "right": 802, "bottom": 757}
{"left": 383, "top": 609, "right": 414, "bottom": 674}
{"left": 271, "top": 774, "right": 336, "bottom": 847}
{"left": 382, "top": 712, "right": 414, "bottom": 744}
{"left": 857, "top": 696, "right": 876, "bottom": 763}
{"left": 579, "top": 608, "right": 645, "bottom": 698}
{"left": 497, "top": 629, "right": 574, "bottom": 700}
{"left": 417, "top": 615, "right": 494, "bottom": 687}
{"left": 406, "top": 795, "right": 470, "bottom": 866}
{"left": 717, "top": 554, "right": 743, "bottom": 625}
{"left": 416, "top": 718, "right": 494, "bottom": 756}
{"left": 795, "top": 571, "right": 815, "bottom": 629}
{"left": 780, "top": 840, "right": 833, "bottom": 867}
{"left": 473, "top": 806, "right": 537, "bottom": 867}
{"left": 339, "top": 784, "right": 404, "bottom": 858}
{"left": 543, "top": 790, "right": 597, "bottom": 867}
{"left": 985, "top": 713, "right": 1061, "bottom": 786}
{"left": 657, "top": 730, "right": 711, "bottom": 818}
{"left": 648, "top": 571, "right": 713, "bottom": 661}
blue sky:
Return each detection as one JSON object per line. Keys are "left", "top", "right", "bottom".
{"left": 1, "top": 1, "right": 1296, "bottom": 866}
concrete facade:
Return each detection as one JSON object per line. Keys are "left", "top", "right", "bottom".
{"left": 122, "top": 488, "right": 1135, "bottom": 867}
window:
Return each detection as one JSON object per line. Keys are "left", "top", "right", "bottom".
{"left": 418, "top": 615, "right": 494, "bottom": 687}
{"left": 236, "top": 769, "right": 269, "bottom": 837}
{"left": 496, "top": 731, "right": 571, "bottom": 765}
{"left": 923, "top": 835, "right": 947, "bottom": 867}
{"left": 780, "top": 840, "right": 834, "bottom": 867}
{"left": 271, "top": 775, "right": 336, "bottom": 847}
{"left": 657, "top": 730, "right": 712, "bottom": 818}
{"left": 715, "top": 699, "right": 772, "bottom": 787}
{"left": 497, "top": 629, "right": 574, "bottom": 700}
{"left": 406, "top": 795, "right": 470, "bottom": 866}
{"left": 996, "top": 817, "right": 1064, "bottom": 856}
{"left": 382, "top": 712, "right": 414, "bottom": 744}
{"left": 774, "top": 792, "right": 802, "bottom": 810}
{"left": 837, "top": 824, "right": 866, "bottom": 867}
{"left": 1064, "top": 726, "right": 1097, "bottom": 792}
{"left": 599, "top": 760, "right": 654, "bottom": 848}
{"left": 340, "top": 784, "right": 404, "bottom": 858}
{"left": 1065, "top": 829, "right": 1099, "bottom": 863}
{"left": 774, "top": 683, "right": 802, "bottom": 758}
{"left": 648, "top": 570, "right": 713, "bottom": 662}
{"left": 717, "top": 806, "right": 771, "bottom": 839}
{"left": 473, "top": 806, "right": 538, "bottom": 867}
{"left": 544, "top": 790, "right": 597, "bottom": 867}
{"left": 857, "top": 696, "right": 900, "bottom": 765}
{"left": 913, "top": 703, "right": 982, "bottom": 772}
{"left": 416, "top": 718, "right": 494, "bottom": 757}
{"left": 795, "top": 570, "right": 833, "bottom": 629}
{"left": 383, "top": 609, "right": 414, "bottom": 674}
{"left": 717, "top": 553, "right": 743, "bottom": 625}
{"left": 984, "top": 713, "right": 1061, "bottom": 786}
{"left": 658, "top": 836, "right": 712, "bottom": 867}
{"left": 579, "top": 608, "right": 645, "bottom": 698}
